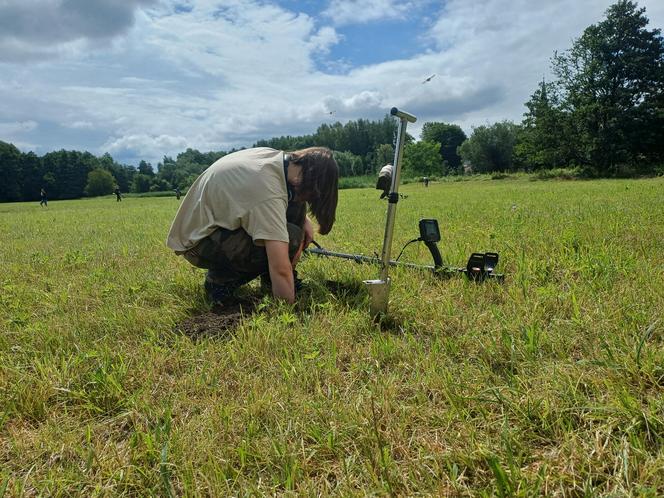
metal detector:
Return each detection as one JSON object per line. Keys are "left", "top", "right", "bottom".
{"left": 305, "top": 107, "right": 504, "bottom": 317}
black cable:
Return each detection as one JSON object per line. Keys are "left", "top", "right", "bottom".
{"left": 395, "top": 238, "right": 421, "bottom": 262}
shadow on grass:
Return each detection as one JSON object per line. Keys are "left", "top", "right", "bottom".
{"left": 302, "top": 279, "right": 412, "bottom": 335}
{"left": 174, "top": 276, "right": 412, "bottom": 340}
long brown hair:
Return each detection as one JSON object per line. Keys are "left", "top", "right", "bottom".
{"left": 289, "top": 146, "right": 339, "bottom": 234}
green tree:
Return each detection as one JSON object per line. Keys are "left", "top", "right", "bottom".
{"left": 421, "top": 122, "right": 467, "bottom": 174}
{"left": 131, "top": 173, "right": 152, "bottom": 193}
{"left": 0, "top": 141, "right": 22, "bottom": 202}
{"left": 132, "top": 174, "right": 152, "bottom": 193}
{"left": 552, "top": 0, "right": 664, "bottom": 174}
{"left": 373, "top": 143, "right": 394, "bottom": 172}
{"left": 459, "top": 122, "right": 521, "bottom": 173}
{"left": 99, "top": 152, "right": 134, "bottom": 192}
{"left": 402, "top": 141, "right": 444, "bottom": 177}
{"left": 255, "top": 115, "right": 398, "bottom": 176}
{"left": 516, "top": 80, "right": 577, "bottom": 170}
{"left": 149, "top": 177, "right": 171, "bottom": 192}
{"left": 333, "top": 151, "right": 363, "bottom": 177}
{"left": 19, "top": 151, "right": 43, "bottom": 201}
{"left": 85, "top": 169, "right": 115, "bottom": 197}
{"left": 41, "top": 150, "right": 99, "bottom": 199}
{"left": 42, "top": 172, "right": 56, "bottom": 196}
{"left": 138, "top": 160, "right": 155, "bottom": 176}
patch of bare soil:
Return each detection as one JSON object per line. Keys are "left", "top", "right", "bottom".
{"left": 175, "top": 279, "right": 367, "bottom": 340}
{"left": 175, "top": 297, "right": 259, "bottom": 340}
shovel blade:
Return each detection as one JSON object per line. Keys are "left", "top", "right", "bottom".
{"left": 364, "top": 278, "right": 391, "bottom": 318}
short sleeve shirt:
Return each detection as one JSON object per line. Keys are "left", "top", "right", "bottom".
{"left": 166, "top": 147, "right": 289, "bottom": 252}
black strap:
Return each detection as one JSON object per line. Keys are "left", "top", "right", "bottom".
{"left": 283, "top": 153, "right": 294, "bottom": 201}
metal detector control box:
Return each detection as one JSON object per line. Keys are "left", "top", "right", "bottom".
{"left": 419, "top": 219, "right": 441, "bottom": 243}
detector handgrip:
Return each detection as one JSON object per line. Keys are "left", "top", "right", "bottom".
{"left": 390, "top": 107, "right": 417, "bottom": 123}
{"left": 424, "top": 241, "right": 444, "bottom": 269}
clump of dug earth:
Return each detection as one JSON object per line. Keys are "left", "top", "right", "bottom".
{"left": 175, "top": 297, "right": 260, "bottom": 339}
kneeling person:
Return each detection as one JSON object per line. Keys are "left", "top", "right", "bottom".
{"left": 166, "top": 147, "right": 339, "bottom": 304}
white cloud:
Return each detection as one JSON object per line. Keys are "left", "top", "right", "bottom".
{"left": 1, "top": 0, "right": 663, "bottom": 164}
{"left": 102, "top": 133, "right": 189, "bottom": 161}
{"left": 415, "top": 0, "right": 622, "bottom": 130}
{"left": 308, "top": 26, "right": 341, "bottom": 54}
{"left": 66, "top": 121, "right": 95, "bottom": 129}
{"left": 323, "top": 90, "right": 385, "bottom": 115}
{"left": 0, "top": 120, "right": 38, "bottom": 135}
{"left": 0, "top": 0, "right": 157, "bottom": 54}
{"left": 322, "top": 0, "right": 412, "bottom": 26}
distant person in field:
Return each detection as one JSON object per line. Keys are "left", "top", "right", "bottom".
{"left": 174, "top": 187, "right": 181, "bottom": 200}
{"left": 167, "top": 147, "right": 339, "bottom": 305}
{"left": 39, "top": 188, "right": 48, "bottom": 207}
{"left": 424, "top": 176, "right": 429, "bottom": 187}
{"left": 114, "top": 186, "right": 122, "bottom": 202}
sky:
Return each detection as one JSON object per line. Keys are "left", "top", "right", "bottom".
{"left": 1, "top": 0, "right": 663, "bottom": 166}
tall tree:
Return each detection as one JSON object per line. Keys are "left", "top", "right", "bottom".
{"left": 459, "top": 122, "right": 521, "bottom": 173}
{"left": 20, "top": 151, "right": 43, "bottom": 201}
{"left": 402, "top": 141, "right": 444, "bottom": 177}
{"left": 100, "top": 152, "right": 135, "bottom": 192}
{"left": 333, "top": 151, "right": 363, "bottom": 177}
{"left": 132, "top": 174, "right": 152, "bottom": 193}
{"left": 373, "top": 143, "right": 394, "bottom": 171}
{"left": 138, "top": 160, "right": 155, "bottom": 176}
{"left": 42, "top": 150, "right": 98, "bottom": 199}
{"left": 552, "top": 0, "right": 664, "bottom": 174}
{"left": 516, "top": 80, "right": 576, "bottom": 170}
{"left": 421, "top": 122, "right": 467, "bottom": 174}
{"left": 0, "top": 141, "right": 22, "bottom": 202}
{"left": 254, "top": 115, "right": 398, "bottom": 176}
{"left": 85, "top": 169, "right": 115, "bottom": 197}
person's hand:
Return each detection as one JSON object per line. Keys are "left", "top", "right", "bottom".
{"left": 265, "top": 240, "right": 295, "bottom": 303}
{"left": 291, "top": 217, "right": 313, "bottom": 270}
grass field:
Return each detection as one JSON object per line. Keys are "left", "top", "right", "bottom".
{"left": 1, "top": 177, "right": 663, "bottom": 496}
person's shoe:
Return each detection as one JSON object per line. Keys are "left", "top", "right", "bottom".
{"left": 293, "top": 270, "right": 304, "bottom": 293}
{"left": 204, "top": 279, "right": 236, "bottom": 305}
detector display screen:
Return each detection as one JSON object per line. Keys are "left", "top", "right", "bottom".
{"left": 419, "top": 219, "right": 441, "bottom": 243}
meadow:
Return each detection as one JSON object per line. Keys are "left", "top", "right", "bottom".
{"left": 1, "top": 176, "right": 662, "bottom": 496}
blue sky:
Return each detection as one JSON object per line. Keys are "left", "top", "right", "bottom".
{"left": 1, "top": 0, "right": 663, "bottom": 166}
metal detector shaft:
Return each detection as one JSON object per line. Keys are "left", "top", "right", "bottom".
{"left": 362, "top": 107, "right": 416, "bottom": 317}
{"left": 380, "top": 107, "right": 415, "bottom": 281}
{"left": 307, "top": 247, "right": 435, "bottom": 271}
{"left": 306, "top": 246, "right": 505, "bottom": 282}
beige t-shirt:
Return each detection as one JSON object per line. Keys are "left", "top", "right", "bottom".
{"left": 166, "top": 147, "right": 289, "bottom": 253}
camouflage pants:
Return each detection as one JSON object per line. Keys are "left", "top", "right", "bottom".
{"left": 182, "top": 203, "right": 306, "bottom": 285}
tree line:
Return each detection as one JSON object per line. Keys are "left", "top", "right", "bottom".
{"left": 461, "top": 1, "right": 663, "bottom": 176}
{"left": 1, "top": 0, "right": 661, "bottom": 203}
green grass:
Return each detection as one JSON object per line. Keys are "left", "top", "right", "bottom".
{"left": 1, "top": 177, "right": 663, "bottom": 496}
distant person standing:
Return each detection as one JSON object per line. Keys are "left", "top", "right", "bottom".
{"left": 174, "top": 187, "right": 181, "bottom": 200}
{"left": 423, "top": 176, "right": 430, "bottom": 187}
{"left": 39, "top": 188, "right": 48, "bottom": 207}
{"left": 114, "top": 186, "right": 122, "bottom": 202}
